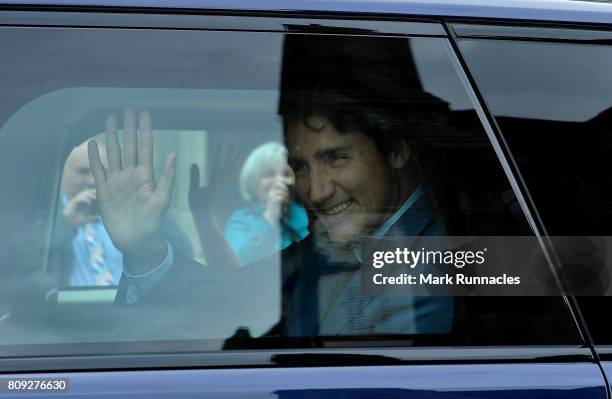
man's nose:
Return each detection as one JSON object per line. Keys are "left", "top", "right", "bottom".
{"left": 308, "top": 167, "right": 334, "bottom": 205}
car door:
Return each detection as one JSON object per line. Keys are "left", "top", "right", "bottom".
{"left": 452, "top": 20, "right": 612, "bottom": 397}
{"left": 0, "top": 8, "right": 606, "bottom": 399}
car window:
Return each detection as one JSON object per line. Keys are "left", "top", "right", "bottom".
{"left": 457, "top": 33, "right": 612, "bottom": 344}
{"left": 0, "top": 26, "right": 580, "bottom": 361}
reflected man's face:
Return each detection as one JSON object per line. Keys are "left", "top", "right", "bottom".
{"left": 287, "top": 118, "right": 404, "bottom": 243}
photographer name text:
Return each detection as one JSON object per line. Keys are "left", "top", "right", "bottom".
{"left": 371, "top": 248, "right": 521, "bottom": 286}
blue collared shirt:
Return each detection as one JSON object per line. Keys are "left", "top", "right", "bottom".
{"left": 374, "top": 180, "right": 426, "bottom": 239}
{"left": 352, "top": 180, "right": 426, "bottom": 261}
{"left": 318, "top": 180, "right": 453, "bottom": 335}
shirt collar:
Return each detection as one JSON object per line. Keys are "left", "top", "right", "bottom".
{"left": 372, "top": 179, "right": 426, "bottom": 239}
{"left": 351, "top": 180, "right": 426, "bottom": 262}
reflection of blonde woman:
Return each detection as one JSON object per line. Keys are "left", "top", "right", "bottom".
{"left": 226, "top": 142, "right": 309, "bottom": 263}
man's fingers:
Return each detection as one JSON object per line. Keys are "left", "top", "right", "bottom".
{"left": 87, "top": 140, "right": 107, "bottom": 189}
{"left": 139, "top": 110, "right": 154, "bottom": 176}
{"left": 105, "top": 114, "right": 122, "bottom": 174}
{"left": 157, "top": 152, "right": 177, "bottom": 205}
{"left": 124, "top": 108, "right": 138, "bottom": 168}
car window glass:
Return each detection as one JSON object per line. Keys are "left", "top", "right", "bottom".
{"left": 0, "top": 28, "right": 580, "bottom": 359}
{"left": 459, "top": 37, "right": 612, "bottom": 344}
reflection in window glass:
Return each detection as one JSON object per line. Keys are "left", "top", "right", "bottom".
{"left": 460, "top": 38, "right": 612, "bottom": 344}
{"left": 0, "top": 30, "right": 579, "bottom": 358}
{"left": 460, "top": 40, "right": 612, "bottom": 122}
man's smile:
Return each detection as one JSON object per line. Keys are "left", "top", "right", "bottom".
{"left": 316, "top": 200, "right": 356, "bottom": 226}
{"left": 320, "top": 200, "right": 354, "bottom": 215}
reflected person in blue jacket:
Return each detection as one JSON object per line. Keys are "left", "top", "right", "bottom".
{"left": 226, "top": 142, "right": 309, "bottom": 264}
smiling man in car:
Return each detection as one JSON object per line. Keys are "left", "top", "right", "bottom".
{"left": 88, "top": 34, "right": 454, "bottom": 337}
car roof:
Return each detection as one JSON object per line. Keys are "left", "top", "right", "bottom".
{"left": 0, "top": 0, "right": 612, "bottom": 26}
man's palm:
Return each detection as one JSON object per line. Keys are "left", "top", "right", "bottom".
{"left": 98, "top": 167, "right": 162, "bottom": 252}
{"left": 88, "top": 110, "right": 175, "bottom": 258}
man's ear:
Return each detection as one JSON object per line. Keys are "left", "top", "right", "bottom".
{"left": 390, "top": 140, "right": 411, "bottom": 169}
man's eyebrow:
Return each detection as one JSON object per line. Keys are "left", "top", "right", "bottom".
{"left": 287, "top": 145, "right": 355, "bottom": 165}
{"left": 314, "top": 144, "right": 355, "bottom": 159}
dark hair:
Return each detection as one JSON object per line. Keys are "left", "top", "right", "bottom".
{"left": 281, "top": 89, "right": 435, "bottom": 160}
{"left": 278, "top": 34, "right": 450, "bottom": 164}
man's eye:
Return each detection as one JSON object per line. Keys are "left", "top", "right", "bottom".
{"left": 290, "top": 163, "right": 308, "bottom": 176}
{"left": 328, "top": 153, "right": 348, "bottom": 165}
